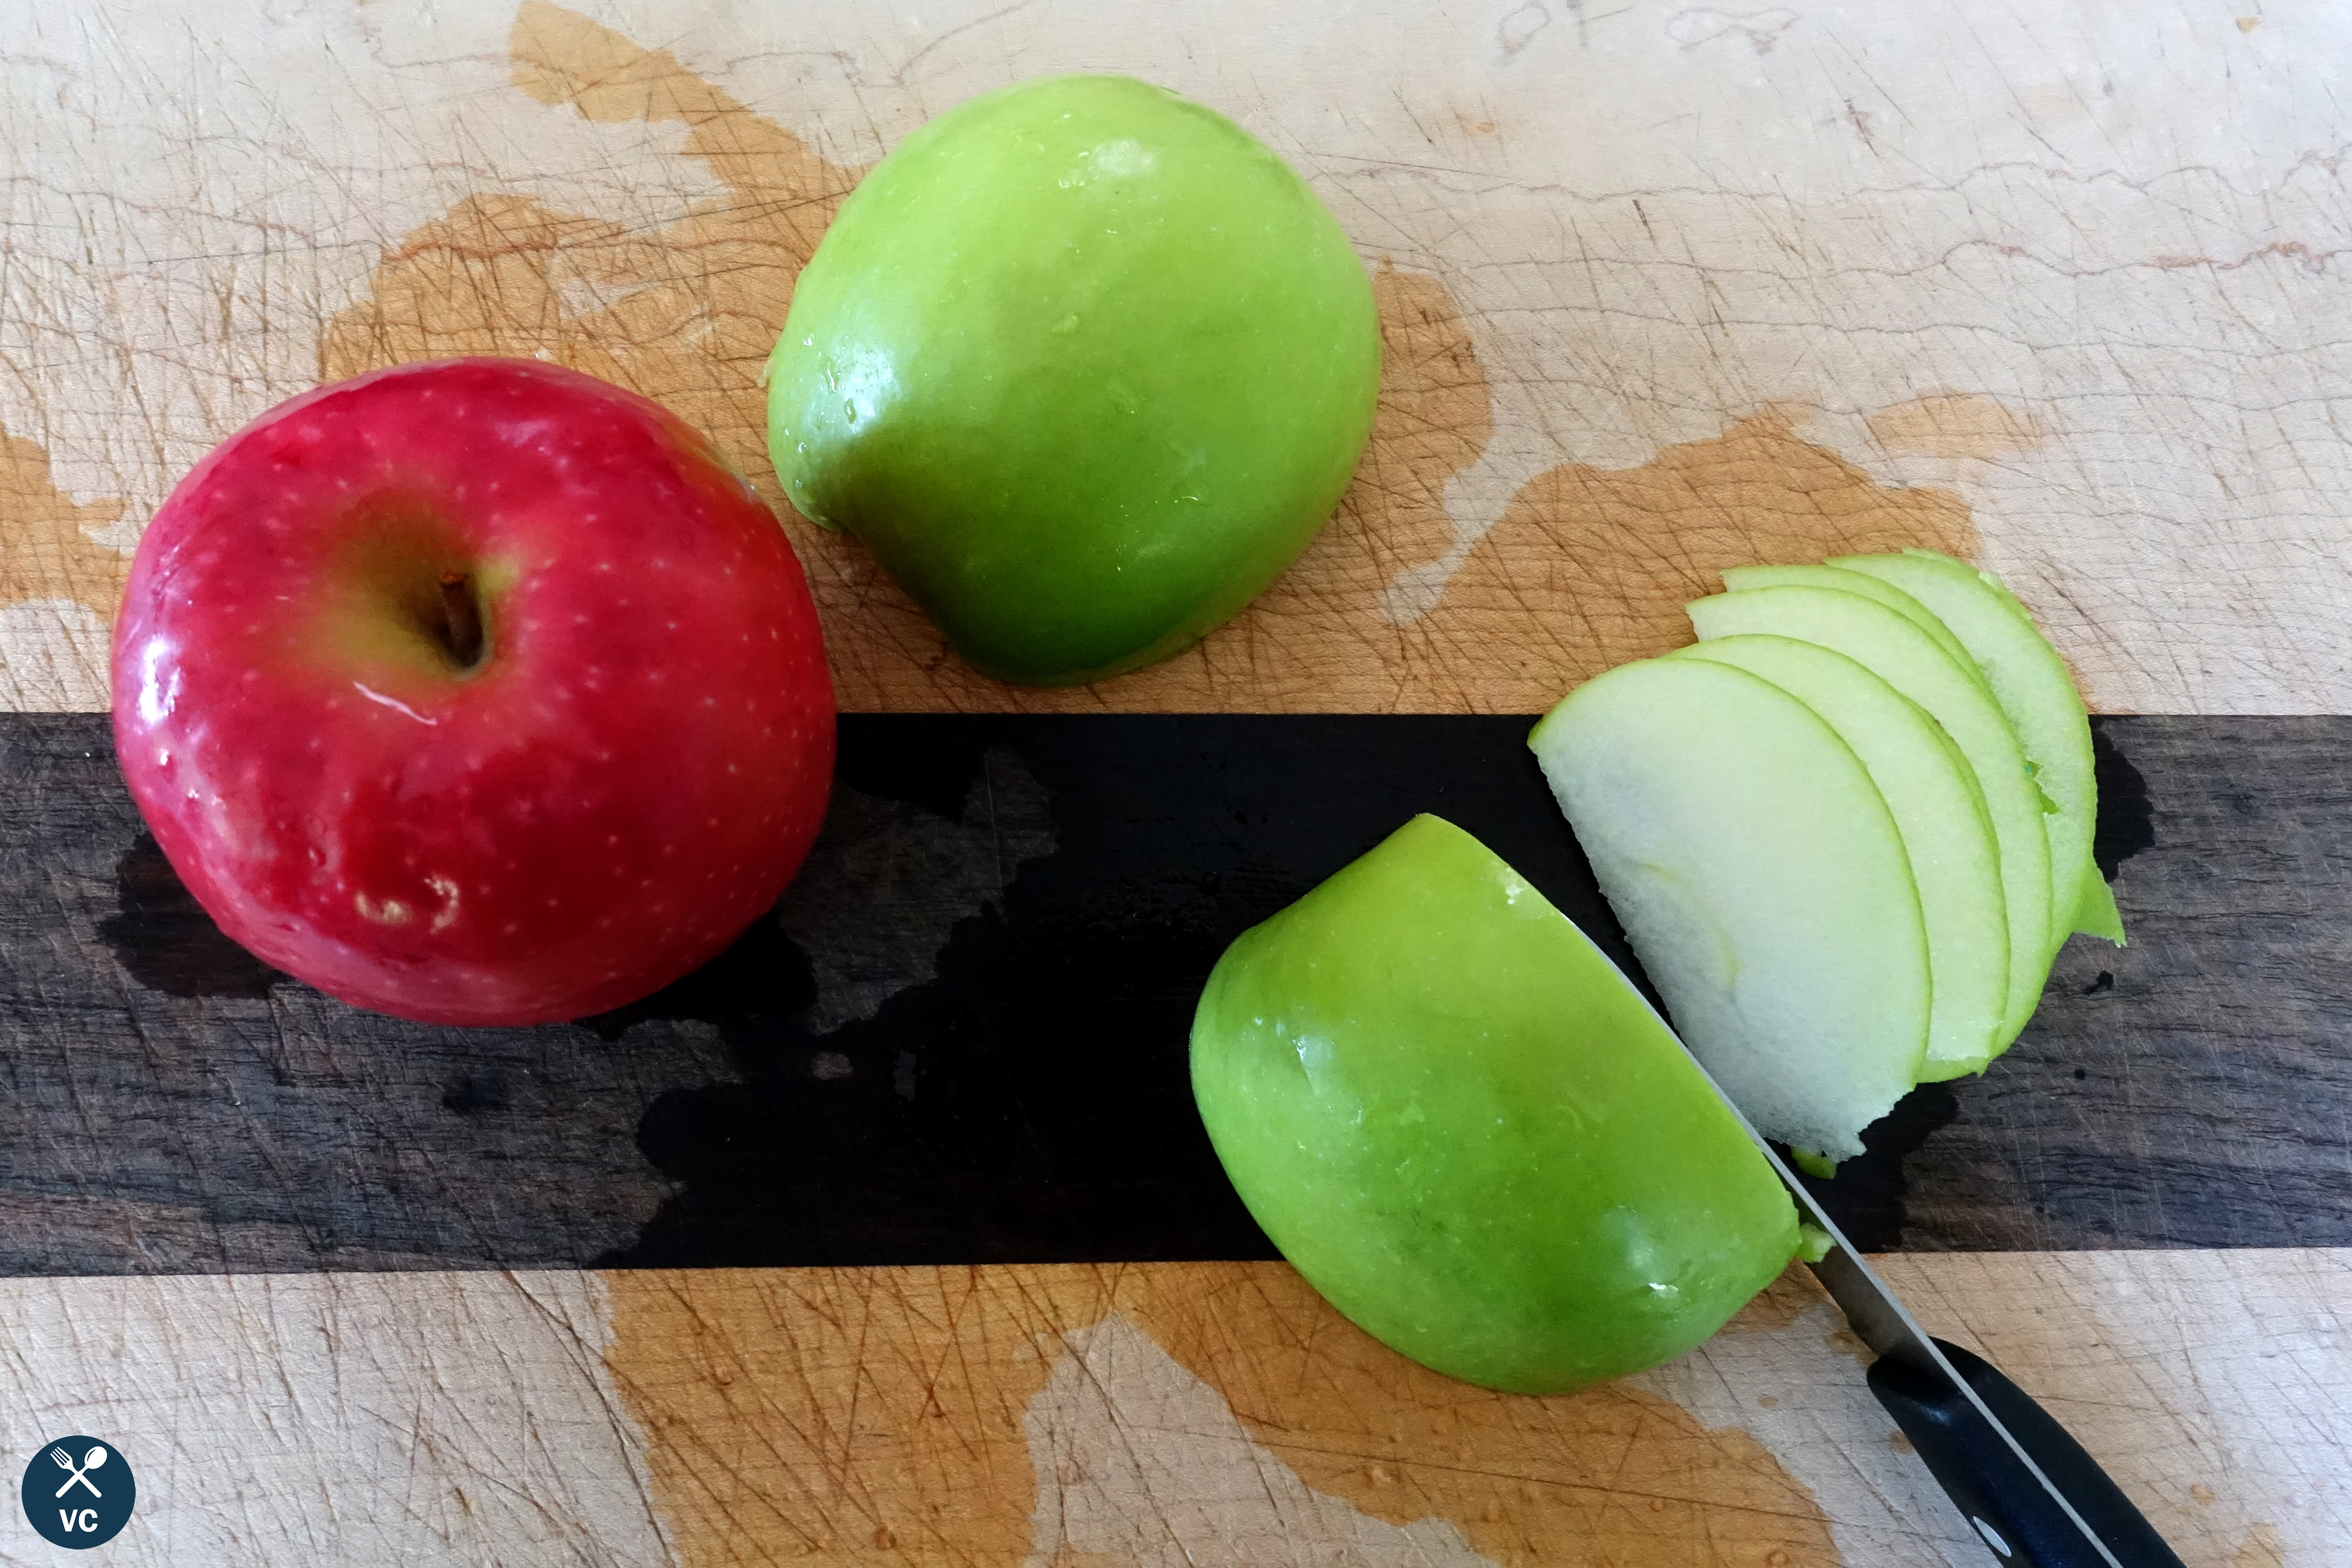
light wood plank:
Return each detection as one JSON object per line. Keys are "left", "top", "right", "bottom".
{"left": 4, "top": 3, "right": 2349, "bottom": 713}
{"left": 0, "top": 1255, "right": 2335, "bottom": 1565}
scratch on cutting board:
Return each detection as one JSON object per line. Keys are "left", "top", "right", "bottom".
{"left": 598, "top": 1262, "right": 1844, "bottom": 1564}
{"left": 2233, "top": 1521, "right": 2285, "bottom": 1567}
{"left": 1021, "top": 1313, "right": 1496, "bottom": 1568}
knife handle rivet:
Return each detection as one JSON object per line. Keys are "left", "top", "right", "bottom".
{"left": 1972, "top": 1516, "right": 2015, "bottom": 1559}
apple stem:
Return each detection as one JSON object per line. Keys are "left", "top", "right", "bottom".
{"left": 438, "top": 571, "right": 484, "bottom": 668}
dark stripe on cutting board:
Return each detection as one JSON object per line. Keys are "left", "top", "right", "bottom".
{"left": 0, "top": 712, "right": 2341, "bottom": 1276}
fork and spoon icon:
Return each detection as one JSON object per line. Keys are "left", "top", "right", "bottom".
{"left": 50, "top": 1444, "right": 106, "bottom": 1499}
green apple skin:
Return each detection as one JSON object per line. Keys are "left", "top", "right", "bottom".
{"left": 769, "top": 74, "right": 1381, "bottom": 686}
{"left": 1828, "top": 550, "right": 2122, "bottom": 949}
{"left": 1190, "top": 813, "right": 1800, "bottom": 1396}
{"left": 1721, "top": 562, "right": 1979, "bottom": 673}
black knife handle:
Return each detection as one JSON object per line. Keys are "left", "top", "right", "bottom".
{"left": 1868, "top": 1338, "right": 2187, "bottom": 1567}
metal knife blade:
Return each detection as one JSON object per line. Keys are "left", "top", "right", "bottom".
{"left": 1639, "top": 1010, "right": 2130, "bottom": 1568}
{"left": 1744, "top": 1138, "right": 2123, "bottom": 1565}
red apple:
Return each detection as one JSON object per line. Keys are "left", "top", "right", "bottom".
{"left": 112, "top": 358, "right": 835, "bottom": 1026}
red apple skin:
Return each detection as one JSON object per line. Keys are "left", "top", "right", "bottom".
{"left": 112, "top": 358, "right": 836, "bottom": 1026}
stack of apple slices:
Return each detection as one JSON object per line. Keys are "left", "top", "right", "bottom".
{"left": 1530, "top": 549, "right": 2122, "bottom": 1164}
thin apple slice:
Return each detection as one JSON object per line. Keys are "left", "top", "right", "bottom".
{"left": 2073, "top": 865, "right": 2126, "bottom": 945}
{"left": 1532, "top": 656, "right": 1929, "bottom": 1159}
{"left": 1686, "top": 584, "right": 2052, "bottom": 1044}
{"left": 1829, "top": 549, "right": 2119, "bottom": 949}
{"left": 1670, "top": 635, "right": 2008, "bottom": 1079}
{"left": 1721, "top": 563, "right": 1978, "bottom": 672}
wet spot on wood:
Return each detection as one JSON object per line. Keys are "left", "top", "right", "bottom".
{"left": 99, "top": 833, "right": 286, "bottom": 1001}
{"left": 2232, "top": 1522, "right": 2285, "bottom": 1567}
{"left": 1866, "top": 392, "right": 2042, "bottom": 460}
{"left": 0, "top": 426, "right": 131, "bottom": 621}
{"left": 1786, "top": 1081, "right": 1963, "bottom": 1252}
{"left": 596, "top": 1263, "right": 1842, "bottom": 1568}
{"left": 441, "top": 1074, "right": 510, "bottom": 1116}
{"left": 2090, "top": 716, "right": 2157, "bottom": 878}
{"left": 1404, "top": 410, "right": 1981, "bottom": 710}
{"left": 1127, "top": 1266, "right": 1842, "bottom": 1566}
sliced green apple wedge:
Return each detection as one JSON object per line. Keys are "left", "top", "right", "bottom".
{"left": 1190, "top": 813, "right": 1801, "bottom": 1395}
{"left": 1829, "top": 549, "right": 2120, "bottom": 949}
{"left": 1670, "top": 634, "right": 2008, "bottom": 1079}
{"left": 1721, "top": 562, "right": 1978, "bottom": 672}
{"left": 1531, "top": 657, "right": 1929, "bottom": 1158}
{"left": 1686, "top": 584, "right": 2052, "bottom": 1044}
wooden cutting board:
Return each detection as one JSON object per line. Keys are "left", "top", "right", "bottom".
{"left": 3, "top": 4, "right": 2348, "bottom": 1564}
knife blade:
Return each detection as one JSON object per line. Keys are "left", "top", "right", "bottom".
{"left": 1640, "top": 1006, "right": 2188, "bottom": 1566}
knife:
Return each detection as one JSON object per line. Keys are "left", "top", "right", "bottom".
{"left": 1663, "top": 1035, "right": 2190, "bottom": 1566}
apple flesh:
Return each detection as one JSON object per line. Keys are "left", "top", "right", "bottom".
{"left": 1687, "top": 583, "right": 2054, "bottom": 1043}
{"left": 1669, "top": 635, "right": 2008, "bottom": 1079}
{"left": 1191, "top": 813, "right": 1800, "bottom": 1395}
{"left": 1829, "top": 550, "right": 2122, "bottom": 947}
{"left": 112, "top": 358, "right": 837, "bottom": 1026}
{"left": 769, "top": 74, "right": 1381, "bottom": 686}
{"left": 1721, "top": 562, "right": 1978, "bottom": 672}
{"left": 1531, "top": 659, "right": 1930, "bottom": 1160}
{"left": 1531, "top": 552, "right": 2113, "bottom": 1167}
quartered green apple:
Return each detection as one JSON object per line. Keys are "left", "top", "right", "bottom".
{"left": 1829, "top": 550, "right": 2123, "bottom": 947}
{"left": 1190, "top": 813, "right": 1800, "bottom": 1395}
{"left": 1531, "top": 659, "right": 1931, "bottom": 1159}
{"left": 769, "top": 74, "right": 1381, "bottom": 686}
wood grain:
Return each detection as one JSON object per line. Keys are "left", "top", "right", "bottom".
{"left": 3, "top": 710, "right": 2342, "bottom": 1275}
{"left": 296, "top": 4, "right": 1982, "bottom": 717}
{"left": 2, "top": 4, "right": 2347, "bottom": 1560}
{"left": 1891, "top": 718, "right": 2352, "bottom": 1251}
{"left": 0, "top": 1252, "right": 2330, "bottom": 1565}
{"left": 17, "top": 2, "right": 2345, "bottom": 716}
{"left": 599, "top": 1262, "right": 1839, "bottom": 1568}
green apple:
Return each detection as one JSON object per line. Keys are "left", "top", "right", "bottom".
{"left": 1721, "top": 562, "right": 1978, "bottom": 672}
{"left": 1686, "top": 583, "right": 2054, "bottom": 1046}
{"left": 1190, "top": 813, "right": 1800, "bottom": 1395}
{"left": 769, "top": 74, "right": 1381, "bottom": 685}
{"left": 1828, "top": 550, "right": 2122, "bottom": 947}
{"left": 1669, "top": 634, "right": 2008, "bottom": 1079}
{"left": 1532, "top": 658, "right": 1931, "bottom": 1159}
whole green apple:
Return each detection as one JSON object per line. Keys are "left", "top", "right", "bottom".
{"left": 1190, "top": 814, "right": 1799, "bottom": 1395}
{"left": 768, "top": 74, "right": 1381, "bottom": 685}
